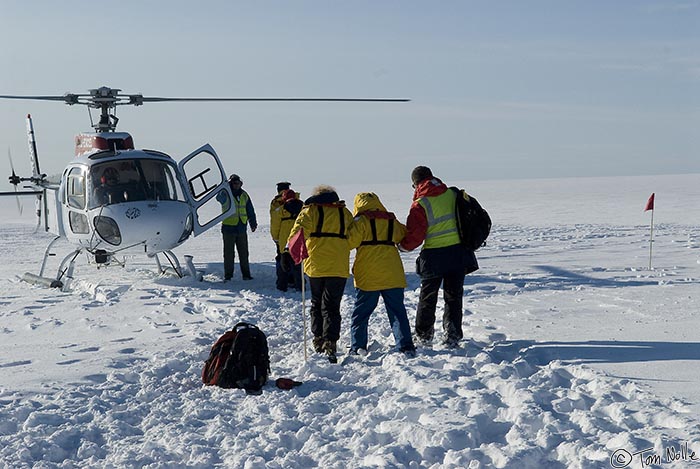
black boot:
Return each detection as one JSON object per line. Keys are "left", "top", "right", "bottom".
{"left": 323, "top": 340, "right": 338, "bottom": 364}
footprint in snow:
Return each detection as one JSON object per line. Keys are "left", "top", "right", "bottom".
{"left": 0, "top": 360, "right": 32, "bottom": 368}
{"left": 111, "top": 337, "right": 134, "bottom": 343}
{"left": 56, "top": 359, "right": 82, "bottom": 365}
{"left": 84, "top": 374, "right": 107, "bottom": 383}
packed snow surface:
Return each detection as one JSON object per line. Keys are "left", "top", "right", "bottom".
{"left": 1, "top": 174, "right": 699, "bottom": 468}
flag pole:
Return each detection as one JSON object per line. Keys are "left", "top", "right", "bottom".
{"left": 644, "top": 193, "right": 655, "bottom": 270}
{"left": 288, "top": 227, "right": 309, "bottom": 362}
{"left": 301, "top": 261, "right": 308, "bottom": 362}
{"left": 648, "top": 208, "right": 654, "bottom": 270}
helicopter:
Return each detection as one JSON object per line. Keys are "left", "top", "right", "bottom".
{"left": 0, "top": 86, "right": 408, "bottom": 289}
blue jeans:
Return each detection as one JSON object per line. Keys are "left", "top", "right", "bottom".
{"left": 351, "top": 288, "right": 414, "bottom": 351}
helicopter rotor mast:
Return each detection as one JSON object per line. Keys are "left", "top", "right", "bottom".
{"left": 0, "top": 86, "right": 410, "bottom": 133}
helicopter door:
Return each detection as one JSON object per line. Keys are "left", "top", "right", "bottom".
{"left": 178, "top": 144, "right": 235, "bottom": 236}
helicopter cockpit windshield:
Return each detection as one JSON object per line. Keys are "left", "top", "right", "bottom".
{"left": 90, "top": 159, "right": 185, "bottom": 208}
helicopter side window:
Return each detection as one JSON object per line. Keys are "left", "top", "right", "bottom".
{"left": 69, "top": 211, "right": 89, "bottom": 234}
{"left": 66, "top": 167, "right": 86, "bottom": 210}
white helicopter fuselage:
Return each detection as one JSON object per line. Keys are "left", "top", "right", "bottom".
{"left": 52, "top": 133, "right": 235, "bottom": 261}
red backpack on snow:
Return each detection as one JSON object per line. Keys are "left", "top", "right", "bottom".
{"left": 202, "top": 322, "right": 270, "bottom": 394}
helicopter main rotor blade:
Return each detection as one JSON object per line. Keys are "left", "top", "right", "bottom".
{"left": 137, "top": 97, "right": 410, "bottom": 103}
{"left": 0, "top": 87, "right": 410, "bottom": 133}
{"left": 0, "top": 93, "right": 84, "bottom": 105}
{"left": 0, "top": 95, "right": 68, "bottom": 101}
{"left": 0, "top": 90, "right": 410, "bottom": 109}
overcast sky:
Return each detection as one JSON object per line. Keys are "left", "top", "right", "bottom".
{"left": 1, "top": 1, "right": 698, "bottom": 191}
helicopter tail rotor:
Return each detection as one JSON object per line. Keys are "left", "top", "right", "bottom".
{"left": 7, "top": 148, "right": 23, "bottom": 216}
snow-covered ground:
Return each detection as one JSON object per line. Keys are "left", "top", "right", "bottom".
{"left": 1, "top": 173, "right": 699, "bottom": 468}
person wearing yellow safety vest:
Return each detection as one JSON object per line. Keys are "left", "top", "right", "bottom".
{"left": 286, "top": 185, "right": 353, "bottom": 363}
{"left": 218, "top": 174, "right": 257, "bottom": 281}
{"left": 347, "top": 192, "right": 416, "bottom": 358}
{"left": 399, "top": 166, "right": 478, "bottom": 349}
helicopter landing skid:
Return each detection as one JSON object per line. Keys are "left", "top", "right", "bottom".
{"left": 153, "top": 250, "right": 183, "bottom": 278}
{"left": 152, "top": 251, "right": 203, "bottom": 281}
{"left": 21, "top": 236, "right": 70, "bottom": 289}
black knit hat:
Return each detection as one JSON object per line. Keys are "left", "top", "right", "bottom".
{"left": 276, "top": 181, "right": 291, "bottom": 192}
{"left": 411, "top": 166, "right": 433, "bottom": 185}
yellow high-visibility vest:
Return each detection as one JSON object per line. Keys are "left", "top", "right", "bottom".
{"left": 418, "top": 190, "right": 459, "bottom": 249}
{"left": 222, "top": 192, "right": 249, "bottom": 225}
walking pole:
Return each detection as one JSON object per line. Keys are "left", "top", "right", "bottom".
{"left": 301, "top": 262, "right": 308, "bottom": 362}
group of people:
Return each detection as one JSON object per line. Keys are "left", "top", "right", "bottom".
{"left": 217, "top": 166, "right": 478, "bottom": 362}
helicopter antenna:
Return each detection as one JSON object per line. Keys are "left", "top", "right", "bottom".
{"left": 0, "top": 86, "right": 410, "bottom": 133}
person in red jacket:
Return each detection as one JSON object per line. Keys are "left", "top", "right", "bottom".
{"left": 400, "top": 166, "right": 477, "bottom": 348}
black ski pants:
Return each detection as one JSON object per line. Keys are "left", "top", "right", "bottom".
{"left": 415, "top": 271, "right": 465, "bottom": 342}
{"left": 223, "top": 231, "right": 251, "bottom": 279}
{"left": 308, "top": 276, "right": 347, "bottom": 343}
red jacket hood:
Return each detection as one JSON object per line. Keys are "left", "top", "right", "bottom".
{"left": 413, "top": 177, "right": 448, "bottom": 200}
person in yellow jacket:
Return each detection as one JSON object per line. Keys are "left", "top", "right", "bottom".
{"left": 269, "top": 181, "right": 291, "bottom": 251}
{"left": 271, "top": 189, "right": 303, "bottom": 291}
{"left": 347, "top": 192, "right": 416, "bottom": 357}
{"left": 269, "top": 181, "right": 291, "bottom": 216}
{"left": 286, "top": 185, "right": 353, "bottom": 362}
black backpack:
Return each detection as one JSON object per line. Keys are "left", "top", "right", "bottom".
{"left": 202, "top": 322, "right": 270, "bottom": 394}
{"left": 450, "top": 187, "right": 492, "bottom": 251}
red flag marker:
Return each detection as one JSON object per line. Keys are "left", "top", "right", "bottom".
{"left": 288, "top": 229, "right": 309, "bottom": 265}
{"left": 644, "top": 193, "right": 655, "bottom": 212}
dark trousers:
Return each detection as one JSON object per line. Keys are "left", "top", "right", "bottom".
{"left": 351, "top": 288, "right": 414, "bottom": 351}
{"left": 415, "top": 271, "right": 465, "bottom": 342}
{"left": 308, "top": 277, "right": 347, "bottom": 342}
{"left": 223, "top": 231, "right": 250, "bottom": 279}
{"left": 275, "top": 255, "right": 302, "bottom": 291}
